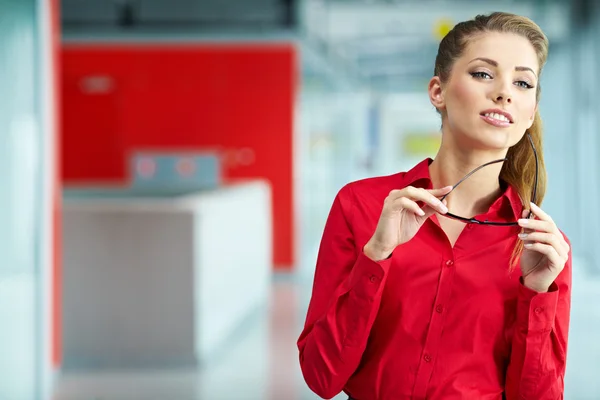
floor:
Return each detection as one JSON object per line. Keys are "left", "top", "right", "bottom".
{"left": 52, "top": 277, "right": 334, "bottom": 400}
{"left": 52, "top": 257, "right": 600, "bottom": 400}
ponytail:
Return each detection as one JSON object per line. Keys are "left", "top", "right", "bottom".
{"left": 501, "top": 111, "right": 547, "bottom": 270}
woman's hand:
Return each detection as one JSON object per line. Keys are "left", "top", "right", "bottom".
{"left": 518, "top": 202, "right": 570, "bottom": 293}
{"left": 364, "top": 186, "right": 452, "bottom": 261}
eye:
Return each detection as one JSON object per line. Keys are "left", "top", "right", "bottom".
{"left": 470, "top": 71, "right": 492, "bottom": 79}
{"left": 515, "top": 80, "right": 535, "bottom": 89}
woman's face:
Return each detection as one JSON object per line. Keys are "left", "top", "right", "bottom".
{"left": 430, "top": 32, "right": 540, "bottom": 153}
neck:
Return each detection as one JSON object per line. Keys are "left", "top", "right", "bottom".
{"left": 429, "top": 142, "right": 507, "bottom": 217}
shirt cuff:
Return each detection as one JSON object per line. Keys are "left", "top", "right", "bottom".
{"left": 347, "top": 250, "right": 392, "bottom": 299}
{"left": 516, "top": 278, "right": 559, "bottom": 332}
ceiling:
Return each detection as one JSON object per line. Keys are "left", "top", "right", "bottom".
{"left": 60, "top": 0, "right": 572, "bottom": 92}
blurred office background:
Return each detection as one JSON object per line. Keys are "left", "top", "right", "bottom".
{"left": 0, "top": 0, "right": 599, "bottom": 399}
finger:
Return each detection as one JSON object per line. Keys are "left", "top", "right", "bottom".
{"left": 526, "top": 204, "right": 566, "bottom": 251}
{"left": 393, "top": 197, "right": 426, "bottom": 217}
{"left": 517, "top": 218, "right": 554, "bottom": 233}
{"left": 405, "top": 187, "right": 448, "bottom": 214}
{"left": 520, "top": 209, "right": 535, "bottom": 233}
{"left": 421, "top": 199, "right": 447, "bottom": 219}
{"left": 428, "top": 185, "right": 454, "bottom": 197}
{"left": 521, "top": 208, "right": 534, "bottom": 219}
{"left": 390, "top": 186, "right": 451, "bottom": 200}
{"left": 563, "top": 236, "right": 570, "bottom": 254}
{"left": 529, "top": 202, "right": 556, "bottom": 225}
{"left": 518, "top": 231, "right": 568, "bottom": 259}
{"left": 523, "top": 242, "right": 565, "bottom": 268}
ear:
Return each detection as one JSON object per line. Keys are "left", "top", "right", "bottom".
{"left": 526, "top": 104, "right": 538, "bottom": 129}
{"left": 428, "top": 76, "right": 445, "bottom": 111}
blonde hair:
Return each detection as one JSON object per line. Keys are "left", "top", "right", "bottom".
{"left": 433, "top": 12, "right": 548, "bottom": 269}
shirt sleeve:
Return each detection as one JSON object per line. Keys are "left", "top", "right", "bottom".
{"left": 505, "top": 236, "right": 572, "bottom": 400}
{"left": 297, "top": 184, "right": 392, "bottom": 399}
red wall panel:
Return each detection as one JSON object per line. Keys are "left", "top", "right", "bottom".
{"left": 61, "top": 44, "right": 296, "bottom": 269}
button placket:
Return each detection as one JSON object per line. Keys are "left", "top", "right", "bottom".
{"left": 413, "top": 253, "right": 456, "bottom": 398}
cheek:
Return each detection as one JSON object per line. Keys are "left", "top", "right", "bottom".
{"left": 528, "top": 103, "right": 537, "bottom": 118}
{"left": 520, "top": 100, "right": 537, "bottom": 124}
{"left": 450, "top": 81, "right": 477, "bottom": 106}
{"left": 447, "top": 81, "right": 478, "bottom": 118}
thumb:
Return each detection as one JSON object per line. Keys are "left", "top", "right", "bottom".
{"left": 521, "top": 208, "right": 533, "bottom": 233}
{"left": 420, "top": 186, "right": 452, "bottom": 220}
{"left": 522, "top": 208, "right": 534, "bottom": 219}
{"left": 421, "top": 198, "right": 448, "bottom": 220}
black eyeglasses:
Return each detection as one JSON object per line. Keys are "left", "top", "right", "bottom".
{"left": 439, "top": 133, "right": 538, "bottom": 226}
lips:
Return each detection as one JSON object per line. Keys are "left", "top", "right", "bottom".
{"left": 480, "top": 113, "right": 511, "bottom": 128}
{"left": 480, "top": 109, "right": 513, "bottom": 124}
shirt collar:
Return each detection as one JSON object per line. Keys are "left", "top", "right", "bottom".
{"left": 401, "top": 158, "right": 523, "bottom": 220}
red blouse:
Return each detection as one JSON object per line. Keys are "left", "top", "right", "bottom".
{"left": 298, "top": 158, "right": 571, "bottom": 400}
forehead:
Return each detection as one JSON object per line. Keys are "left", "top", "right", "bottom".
{"left": 459, "top": 32, "right": 539, "bottom": 73}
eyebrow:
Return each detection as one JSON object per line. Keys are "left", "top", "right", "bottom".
{"left": 469, "top": 57, "right": 537, "bottom": 78}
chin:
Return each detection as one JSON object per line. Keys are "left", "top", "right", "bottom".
{"left": 464, "top": 128, "right": 513, "bottom": 152}
{"left": 480, "top": 123, "right": 519, "bottom": 147}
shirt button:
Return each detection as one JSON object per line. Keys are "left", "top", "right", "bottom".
{"left": 534, "top": 307, "right": 543, "bottom": 314}
{"left": 445, "top": 260, "right": 454, "bottom": 267}
{"left": 435, "top": 305, "right": 444, "bottom": 313}
{"left": 424, "top": 354, "right": 432, "bottom": 363}
{"left": 369, "top": 275, "right": 378, "bottom": 283}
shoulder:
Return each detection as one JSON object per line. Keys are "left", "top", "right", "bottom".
{"left": 333, "top": 171, "right": 411, "bottom": 224}
{"left": 339, "top": 171, "right": 407, "bottom": 201}
{"left": 333, "top": 159, "right": 431, "bottom": 219}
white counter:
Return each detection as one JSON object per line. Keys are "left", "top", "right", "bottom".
{"left": 62, "top": 181, "right": 272, "bottom": 369}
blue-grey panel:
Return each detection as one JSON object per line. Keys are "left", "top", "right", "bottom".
{"left": 130, "top": 151, "right": 222, "bottom": 190}
{"left": 137, "top": 0, "right": 282, "bottom": 23}
{"left": 61, "top": 0, "right": 118, "bottom": 24}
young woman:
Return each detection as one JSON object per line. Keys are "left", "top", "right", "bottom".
{"left": 297, "top": 12, "right": 571, "bottom": 400}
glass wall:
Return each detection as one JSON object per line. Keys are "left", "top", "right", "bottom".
{"left": 0, "top": 0, "right": 47, "bottom": 398}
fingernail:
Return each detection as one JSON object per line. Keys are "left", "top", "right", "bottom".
{"left": 518, "top": 233, "right": 528, "bottom": 239}
{"left": 518, "top": 219, "right": 529, "bottom": 225}
{"left": 440, "top": 204, "right": 448, "bottom": 213}
{"left": 418, "top": 209, "right": 426, "bottom": 216}
{"left": 530, "top": 202, "right": 538, "bottom": 208}
{"left": 524, "top": 243, "right": 533, "bottom": 248}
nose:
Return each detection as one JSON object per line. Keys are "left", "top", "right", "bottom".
{"left": 495, "top": 93, "right": 512, "bottom": 104}
{"left": 493, "top": 81, "right": 512, "bottom": 104}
